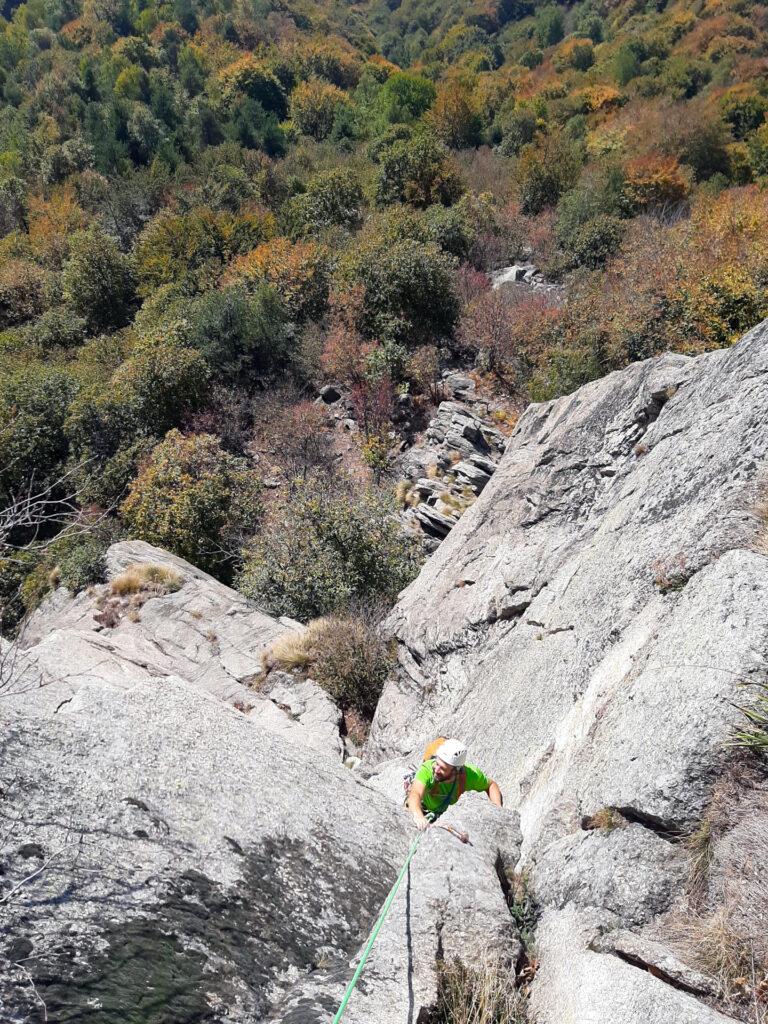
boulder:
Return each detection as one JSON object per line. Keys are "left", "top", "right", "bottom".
{"left": 19, "top": 540, "right": 293, "bottom": 705}
{"left": 13, "top": 541, "right": 346, "bottom": 760}
{"left": 319, "top": 384, "right": 342, "bottom": 403}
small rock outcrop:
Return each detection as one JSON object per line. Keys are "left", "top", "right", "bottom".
{"left": 398, "top": 384, "right": 510, "bottom": 549}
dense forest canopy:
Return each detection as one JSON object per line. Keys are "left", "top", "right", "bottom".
{"left": 1, "top": 0, "right": 768, "bottom": 632}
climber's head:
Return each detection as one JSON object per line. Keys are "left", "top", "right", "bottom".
{"left": 433, "top": 738, "right": 467, "bottom": 781}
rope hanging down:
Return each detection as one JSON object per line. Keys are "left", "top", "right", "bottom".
{"left": 332, "top": 831, "right": 425, "bottom": 1023}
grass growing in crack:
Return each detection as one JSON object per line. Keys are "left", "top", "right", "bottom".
{"left": 687, "top": 818, "right": 714, "bottom": 903}
{"left": 434, "top": 959, "right": 534, "bottom": 1024}
{"left": 505, "top": 871, "right": 538, "bottom": 975}
{"left": 732, "top": 683, "right": 768, "bottom": 753}
{"left": 582, "top": 807, "right": 627, "bottom": 832}
{"left": 673, "top": 909, "right": 767, "bottom": 1018}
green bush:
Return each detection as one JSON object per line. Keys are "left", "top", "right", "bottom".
{"left": 375, "top": 72, "right": 436, "bottom": 125}
{"left": 495, "top": 105, "right": 537, "bottom": 157}
{"left": 61, "top": 227, "right": 137, "bottom": 332}
{"left": 282, "top": 168, "right": 365, "bottom": 238}
{"left": 66, "top": 341, "right": 210, "bottom": 505}
{"left": 375, "top": 133, "right": 465, "bottom": 208}
{"left": 57, "top": 537, "right": 109, "bottom": 593}
{"left": 568, "top": 214, "right": 624, "bottom": 269}
{"left": 535, "top": 5, "right": 565, "bottom": 46}
{"left": 181, "top": 285, "right": 289, "bottom": 382}
{"left": 732, "top": 683, "right": 768, "bottom": 752}
{"left": 528, "top": 340, "right": 606, "bottom": 401}
{"left": 341, "top": 235, "right": 459, "bottom": 344}
{"left": 0, "top": 363, "right": 78, "bottom": 504}
{"left": 519, "top": 134, "right": 582, "bottom": 215}
{"left": 265, "top": 614, "right": 394, "bottom": 718}
{"left": 121, "top": 429, "right": 261, "bottom": 578}
{"left": 0, "top": 551, "right": 39, "bottom": 634}
{"left": 237, "top": 479, "right": 423, "bottom": 620}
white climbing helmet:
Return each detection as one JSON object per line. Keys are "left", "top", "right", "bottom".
{"left": 435, "top": 738, "right": 467, "bottom": 768}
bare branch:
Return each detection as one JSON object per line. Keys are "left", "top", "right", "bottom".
{"left": 0, "top": 842, "right": 70, "bottom": 906}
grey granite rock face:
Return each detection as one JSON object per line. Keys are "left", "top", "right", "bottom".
{"left": 15, "top": 540, "right": 324, "bottom": 732}
{"left": 0, "top": 678, "right": 411, "bottom": 1023}
{"left": 530, "top": 907, "right": 736, "bottom": 1024}
{"left": 368, "top": 320, "right": 768, "bottom": 1022}
{"left": 265, "top": 799, "right": 522, "bottom": 1024}
{"left": 1, "top": 544, "right": 521, "bottom": 1024}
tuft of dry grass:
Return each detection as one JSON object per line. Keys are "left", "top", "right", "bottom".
{"left": 262, "top": 624, "right": 320, "bottom": 674}
{"left": 395, "top": 478, "right": 412, "bottom": 506}
{"left": 434, "top": 958, "right": 534, "bottom": 1024}
{"left": 426, "top": 463, "right": 441, "bottom": 480}
{"left": 261, "top": 615, "right": 395, "bottom": 718}
{"left": 687, "top": 818, "right": 714, "bottom": 902}
{"left": 582, "top": 807, "right": 627, "bottom": 832}
{"left": 672, "top": 909, "right": 767, "bottom": 1016}
{"left": 110, "top": 563, "right": 184, "bottom": 597}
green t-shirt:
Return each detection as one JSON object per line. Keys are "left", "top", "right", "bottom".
{"left": 413, "top": 760, "right": 490, "bottom": 817}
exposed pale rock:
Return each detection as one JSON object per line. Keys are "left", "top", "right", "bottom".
{"left": 0, "top": 677, "right": 410, "bottom": 1023}
{"left": 19, "top": 540, "right": 296, "bottom": 711}
{"left": 266, "top": 799, "right": 522, "bottom": 1024}
{"left": 369, "top": 320, "right": 768, "bottom": 1022}
{"left": 530, "top": 907, "right": 736, "bottom": 1024}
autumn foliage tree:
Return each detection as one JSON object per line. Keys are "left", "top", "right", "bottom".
{"left": 223, "top": 236, "right": 330, "bottom": 321}
{"left": 289, "top": 79, "right": 352, "bottom": 140}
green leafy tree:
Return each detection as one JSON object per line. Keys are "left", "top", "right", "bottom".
{"left": 289, "top": 79, "right": 352, "bottom": 141}
{"left": 535, "top": 6, "right": 565, "bottom": 46}
{"left": 66, "top": 340, "right": 210, "bottom": 504}
{"left": 121, "top": 429, "right": 261, "bottom": 577}
{"left": 181, "top": 284, "right": 289, "bottom": 381}
{"left": 720, "top": 92, "right": 768, "bottom": 141}
{"left": 341, "top": 236, "right": 459, "bottom": 344}
{"left": 135, "top": 207, "right": 273, "bottom": 296}
{"left": 375, "top": 133, "right": 465, "bottom": 208}
{"left": 494, "top": 104, "right": 537, "bottom": 156}
{"left": 748, "top": 123, "right": 768, "bottom": 178}
{"left": 375, "top": 71, "right": 436, "bottom": 124}
{"left": 614, "top": 44, "right": 641, "bottom": 86}
{"left": 61, "top": 227, "right": 137, "bottom": 332}
{"left": 282, "top": 168, "right": 365, "bottom": 238}
{"left": 0, "top": 364, "right": 79, "bottom": 505}
{"left": 518, "top": 134, "right": 582, "bottom": 215}
{"left": 237, "top": 479, "right": 422, "bottom": 620}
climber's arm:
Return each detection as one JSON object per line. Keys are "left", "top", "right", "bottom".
{"left": 487, "top": 780, "right": 503, "bottom": 807}
{"left": 406, "top": 779, "right": 431, "bottom": 831}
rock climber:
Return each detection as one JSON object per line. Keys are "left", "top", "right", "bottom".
{"left": 405, "top": 737, "right": 503, "bottom": 831}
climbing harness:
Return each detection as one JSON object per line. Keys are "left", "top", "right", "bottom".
{"left": 330, "top": 821, "right": 471, "bottom": 1022}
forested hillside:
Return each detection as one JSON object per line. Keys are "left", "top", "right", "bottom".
{"left": 1, "top": 0, "right": 768, "bottom": 635}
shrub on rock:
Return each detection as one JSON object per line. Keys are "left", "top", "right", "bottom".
{"left": 237, "top": 479, "right": 422, "bottom": 620}
{"left": 121, "top": 430, "right": 261, "bottom": 578}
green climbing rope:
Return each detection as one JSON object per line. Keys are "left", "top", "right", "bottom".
{"left": 332, "top": 831, "right": 425, "bottom": 1023}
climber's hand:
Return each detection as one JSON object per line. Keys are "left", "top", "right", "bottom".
{"left": 414, "top": 814, "right": 430, "bottom": 832}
